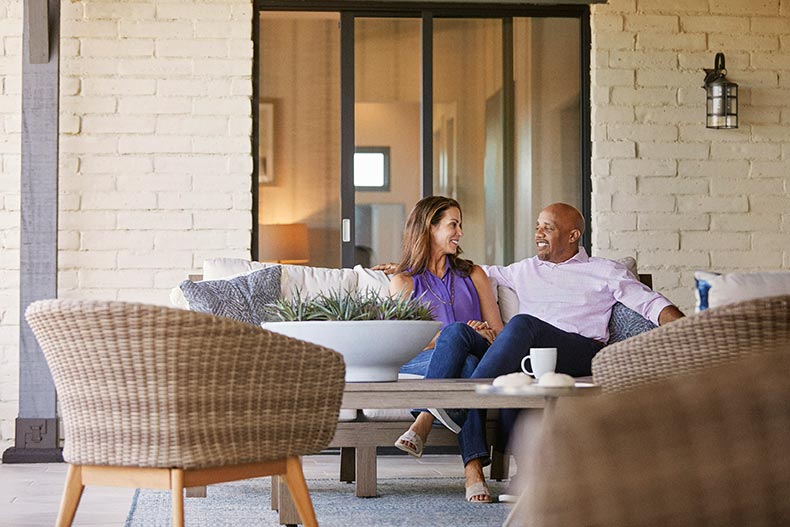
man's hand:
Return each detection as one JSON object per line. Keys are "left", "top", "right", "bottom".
{"left": 658, "top": 305, "right": 684, "bottom": 326}
{"left": 372, "top": 262, "right": 398, "bottom": 275}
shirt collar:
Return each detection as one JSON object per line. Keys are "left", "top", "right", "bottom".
{"left": 536, "top": 246, "right": 588, "bottom": 267}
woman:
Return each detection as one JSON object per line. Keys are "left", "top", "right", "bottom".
{"left": 390, "top": 196, "right": 503, "bottom": 503}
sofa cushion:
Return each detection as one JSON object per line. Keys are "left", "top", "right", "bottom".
{"left": 354, "top": 265, "right": 391, "bottom": 297}
{"left": 694, "top": 270, "right": 790, "bottom": 312}
{"left": 180, "top": 266, "right": 282, "bottom": 325}
{"left": 607, "top": 302, "right": 657, "bottom": 344}
{"left": 203, "top": 258, "right": 358, "bottom": 301}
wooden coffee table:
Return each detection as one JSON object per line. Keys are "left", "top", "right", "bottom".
{"left": 273, "top": 378, "right": 598, "bottom": 525}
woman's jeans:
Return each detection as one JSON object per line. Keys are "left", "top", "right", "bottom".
{"left": 399, "top": 323, "right": 491, "bottom": 459}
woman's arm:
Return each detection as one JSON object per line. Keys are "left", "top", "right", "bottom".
{"left": 389, "top": 272, "right": 414, "bottom": 298}
{"left": 469, "top": 265, "right": 504, "bottom": 343}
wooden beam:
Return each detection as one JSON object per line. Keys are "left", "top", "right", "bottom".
{"left": 2, "top": 0, "right": 60, "bottom": 464}
{"left": 27, "top": 0, "right": 49, "bottom": 64}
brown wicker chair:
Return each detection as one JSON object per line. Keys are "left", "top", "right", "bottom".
{"left": 25, "top": 299, "right": 345, "bottom": 527}
{"left": 510, "top": 352, "right": 790, "bottom": 526}
{"left": 592, "top": 294, "right": 790, "bottom": 393}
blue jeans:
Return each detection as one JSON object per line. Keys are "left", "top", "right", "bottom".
{"left": 399, "top": 323, "right": 491, "bottom": 448}
{"left": 399, "top": 322, "right": 490, "bottom": 378}
{"left": 459, "top": 314, "right": 605, "bottom": 467}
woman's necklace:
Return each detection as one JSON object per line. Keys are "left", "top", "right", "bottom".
{"left": 425, "top": 269, "right": 455, "bottom": 306}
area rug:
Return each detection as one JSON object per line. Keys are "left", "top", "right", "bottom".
{"left": 125, "top": 477, "right": 509, "bottom": 526}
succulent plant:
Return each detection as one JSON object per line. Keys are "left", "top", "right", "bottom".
{"left": 265, "top": 287, "right": 434, "bottom": 322}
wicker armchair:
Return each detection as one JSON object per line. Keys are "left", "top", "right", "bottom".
{"left": 510, "top": 353, "right": 790, "bottom": 526}
{"left": 592, "top": 294, "right": 790, "bottom": 393}
{"left": 26, "top": 299, "right": 345, "bottom": 527}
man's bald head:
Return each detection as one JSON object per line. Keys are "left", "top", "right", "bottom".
{"left": 535, "top": 203, "right": 584, "bottom": 263}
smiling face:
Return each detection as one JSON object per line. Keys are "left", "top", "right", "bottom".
{"left": 535, "top": 203, "right": 584, "bottom": 263}
{"left": 430, "top": 206, "right": 463, "bottom": 257}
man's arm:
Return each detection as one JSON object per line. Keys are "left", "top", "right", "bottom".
{"left": 658, "top": 305, "right": 684, "bottom": 325}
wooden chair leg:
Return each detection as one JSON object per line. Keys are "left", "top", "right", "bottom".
{"left": 56, "top": 464, "right": 84, "bottom": 527}
{"left": 170, "top": 469, "right": 185, "bottom": 527}
{"left": 283, "top": 457, "right": 318, "bottom": 527}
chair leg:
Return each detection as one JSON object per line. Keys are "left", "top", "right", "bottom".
{"left": 170, "top": 469, "right": 185, "bottom": 527}
{"left": 283, "top": 457, "right": 318, "bottom": 527}
{"left": 56, "top": 464, "right": 84, "bottom": 527}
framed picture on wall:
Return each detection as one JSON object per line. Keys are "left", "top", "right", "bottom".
{"left": 259, "top": 101, "right": 275, "bottom": 184}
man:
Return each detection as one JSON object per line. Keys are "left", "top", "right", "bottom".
{"left": 458, "top": 202, "right": 683, "bottom": 502}
{"left": 376, "top": 202, "right": 684, "bottom": 502}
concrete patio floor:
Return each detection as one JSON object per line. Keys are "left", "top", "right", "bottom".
{"left": 0, "top": 453, "right": 515, "bottom": 526}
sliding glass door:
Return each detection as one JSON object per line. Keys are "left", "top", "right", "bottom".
{"left": 257, "top": 4, "right": 588, "bottom": 268}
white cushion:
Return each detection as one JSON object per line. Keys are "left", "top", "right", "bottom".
{"left": 353, "top": 265, "right": 391, "bottom": 297}
{"left": 170, "top": 286, "right": 190, "bottom": 309}
{"left": 498, "top": 286, "right": 519, "bottom": 323}
{"left": 280, "top": 264, "right": 358, "bottom": 300}
{"left": 203, "top": 257, "right": 270, "bottom": 280}
{"left": 695, "top": 270, "right": 790, "bottom": 312}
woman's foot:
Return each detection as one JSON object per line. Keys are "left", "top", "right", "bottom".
{"left": 464, "top": 459, "right": 493, "bottom": 503}
{"left": 394, "top": 412, "right": 434, "bottom": 458}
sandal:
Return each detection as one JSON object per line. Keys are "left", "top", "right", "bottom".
{"left": 465, "top": 481, "right": 493, "bottom": 503}
{"left": 394, "top": 430, "right": 424, "bottom": 458}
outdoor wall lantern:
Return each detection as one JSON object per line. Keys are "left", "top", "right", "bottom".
{"left": 703, "top": 52, "right": 738, "bottom": 129}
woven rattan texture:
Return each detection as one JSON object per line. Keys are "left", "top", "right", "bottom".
{"left": 592, "top": 295, "right": 790, "bottom": 393}
{"left": 517, "top": 354, "right": 790, "bottom": 527}
{"left": 26, "top": 299, "right": 345, "bottom": 469}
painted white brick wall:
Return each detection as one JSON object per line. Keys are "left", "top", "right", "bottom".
{"left": 59, "top": 0, "right": 253, "bottom": 308}
{"left": 591, "top": 0, "right": 790, "bottom": 313}
{"left": 0, "top": 0, "right": 253, "bottom": 454}
{"left": 0, "top": 0, "right": 21, "bottom": 453}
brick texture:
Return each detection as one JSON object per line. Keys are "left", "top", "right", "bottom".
{"left": 0, "top": 0, "right": 252, "bottom": 454}
{"left": 592, "top": 0, "right": 790, "bottom": 313}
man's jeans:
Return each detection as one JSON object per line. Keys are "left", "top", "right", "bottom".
{"left": 458, "top": 314, "right": 605, "bottom": 466}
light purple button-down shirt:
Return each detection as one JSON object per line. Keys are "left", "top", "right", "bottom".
{"left": 484, "top": 248, "right": 673, "bottom": 343}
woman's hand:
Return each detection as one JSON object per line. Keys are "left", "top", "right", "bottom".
{"left": 466, "top": 320, "right": 497, "bottom": 345}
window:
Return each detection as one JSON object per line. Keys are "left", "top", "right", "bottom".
{"left": 354, "top": 147, "right": 390, "bottom": 191}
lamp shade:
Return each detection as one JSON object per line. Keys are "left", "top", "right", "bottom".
{"left": 259, "top": 223, "right": 309, "bottom": 264}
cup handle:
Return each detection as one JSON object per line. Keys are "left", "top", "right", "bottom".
{"left": 521, "top": 355, "right": 533, "bottom": 376}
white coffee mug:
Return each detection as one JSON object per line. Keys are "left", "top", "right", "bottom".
{"left": 521, "top": 348, "right": 557, "bottom": 378}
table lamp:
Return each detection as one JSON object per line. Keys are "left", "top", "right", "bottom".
{"left": 259, "top": 223, "right": 309, "bottom": 264}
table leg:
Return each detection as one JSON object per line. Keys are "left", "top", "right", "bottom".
{"left": 340, "top": 447, "right": 356, "bottom": 483}
{"left": 503, "top": 397, "right": 557, "bottom": 526}
{"left": 355, "top": 446, "right": 377, "bottom": 498}
{"left": 277, "top": 473, "right": 302, "bottom": 525}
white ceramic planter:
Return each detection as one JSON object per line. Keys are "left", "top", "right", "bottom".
{"left": 260, "top": 320, "right": 441, "bottom": 382}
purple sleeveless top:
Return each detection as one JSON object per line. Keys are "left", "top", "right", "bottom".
{"left": 412, "top": 257, "right": 482, "bottom": 329}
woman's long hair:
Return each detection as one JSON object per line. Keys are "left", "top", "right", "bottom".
{"left": 396, "top": 196, "right": 473, "bottom": 277}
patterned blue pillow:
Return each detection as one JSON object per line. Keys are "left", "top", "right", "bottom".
{"left": 607, "top": 302, "right": 656, "bottom": 345}
{"left": 180, "top": 266, "right": 282, "bottom": 326}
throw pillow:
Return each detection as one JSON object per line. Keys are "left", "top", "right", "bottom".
{"left": 607, "top": 302, "right": 656, "bottom": 345}
{"left": 694, "top": 270, "right": 790, "bottom": 312}
{"left": 180, "top": 266, "right": 282, "bottom": 325}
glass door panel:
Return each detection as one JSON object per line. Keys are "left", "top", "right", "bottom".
{"left": 259, "top": 11, "right": 341, "bottom": 267}
{"left": 513, "top": 17, "right": 581, "bottom": 260}
{"left": 354, "top": 18, "right": 422, "bottom": 267}
{"left": 434, "top": 19, "right": 504, "bottom": 265}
